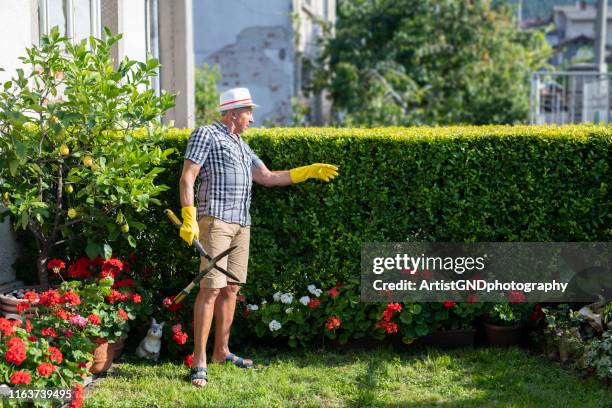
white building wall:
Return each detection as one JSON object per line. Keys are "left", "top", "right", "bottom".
{"left": 194, "top": 0, "right": 294, "bottom": 125}
{"left": 121, "top": 0, "right": 147, "bottom": 63}
{"left": 0, "top": 1, "right": 36, "bottom": 283}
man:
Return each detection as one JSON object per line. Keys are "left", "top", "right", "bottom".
{"left": 179, "top": 87, "right": 338, "bottom": 387}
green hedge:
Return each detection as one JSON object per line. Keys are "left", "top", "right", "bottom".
{"left": 101, "top": 125, "right": 610, "bottom": 302}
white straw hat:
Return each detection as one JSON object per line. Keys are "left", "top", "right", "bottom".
{"left": 218, "top": 87, "right": 259, "bottom": 112}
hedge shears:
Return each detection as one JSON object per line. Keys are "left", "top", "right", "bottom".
{"left": 165, "top": 209, "right": 240, "bottom": 305}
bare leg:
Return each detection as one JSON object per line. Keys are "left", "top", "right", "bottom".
{"left": 211, "top": 284, "right": 252, "bottom": 366}
{"left": 191, "top": 287, "right": 219, "bottom": 386}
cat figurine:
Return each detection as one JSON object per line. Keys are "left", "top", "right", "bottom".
{"left": 136, "top": 318, "right": 165, "bottom": 361}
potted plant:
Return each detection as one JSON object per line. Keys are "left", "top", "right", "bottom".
{"left": 0, "top": 26, "right": 174, "bottom": 289}
{"left": 421, "top": 301, "right": 482, "bottom": 348}
{"left": 541, "top": 304, "right": 585, "bottom": 362}
{"left": 484, "top": 291, "right": 531, "bottom": 346}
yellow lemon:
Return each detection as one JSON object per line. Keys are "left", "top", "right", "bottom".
{"left": 2, "top": 192, "right": 10, "bottom": 201}
{"left": 64, "top": 185, "right": 74, "bottom": 194}
{"left": 59, "top": 144, "right": 70, "bottom": 156}
{"left": 121, "top": 224, "right": 130, "bottom": 233}
{"left": 67, "top": 208, "right": 77, "bottom": 219}
{"left": 83, "top": 156, "right": 93, "bottom": 167}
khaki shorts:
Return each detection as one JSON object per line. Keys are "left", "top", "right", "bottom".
{"left": 198, "top": 215, "right": 250, "bottom": 289}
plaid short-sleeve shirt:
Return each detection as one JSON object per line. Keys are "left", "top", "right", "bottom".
{"left": 184, "top": 121, "right": 264, "bottom": 226}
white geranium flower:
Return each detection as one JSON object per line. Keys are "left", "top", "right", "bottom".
{"left": 314, "top": 289, "right": 322, "bottom": 297}
{"left": 261, "top": 300, "right": 267, "bottom": 305}
{"left": 246, "top": 304, "right": 259, "bottom": 311}
{"left": 280, "top": 293, "right": 294, "bottom": 304}
{"left": 307, "top": 284, "right": 318, "bottom": 295}
{"left": 285, "top": 307, "right": 293, "bottom": 314}
{"left": 269, "top": 320, "right": 282, "bottom": 332}
{"left": 299, "top": 296, "right": 310, "bottom": 306}
{"left": 273, "top": 292, "right": 282, "bottom": 302}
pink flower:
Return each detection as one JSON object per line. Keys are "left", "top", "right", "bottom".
{"left": 171, "top": 324, "right": 183, "bottom": 334}
{"left": 69, "top": 314, "right": 88, "bottom": 328}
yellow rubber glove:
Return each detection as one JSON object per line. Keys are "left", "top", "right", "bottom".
{"left": 289, "top": 163, "right": 339, "bottom": 184}
{"left": 179, "top": 206, "right": 199, "bottom": 246}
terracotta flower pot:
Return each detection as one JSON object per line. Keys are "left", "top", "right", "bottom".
{"left": 0, "top": 285, "right": 41, "bottom": 318}
{"left": 484, "top": 323, "right": 522, "bottom": 346}
{"left": 109, "top": 336, "right": 127, "bottom": 361}
{"left": 422, "top": 329, "right": 476, "bottom": 348}
{"left": 90, "top": 340, "right": 115, "bottom": 374}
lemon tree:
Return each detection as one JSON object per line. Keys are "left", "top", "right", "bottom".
{"left": 0, "top": 27, "right": 175, "bottom": 288}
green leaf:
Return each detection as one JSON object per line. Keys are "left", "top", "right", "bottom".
{"left": 103, "top": 243, "right": 113, "bottom": 259}
{"left": 86, "top": 240, "right": 102, "bottom": 259}
{"left": 127, "top": 235, "right": 137, "bottom": 248}
{"left": 9, "top": 160, "right": 18, "bottom": 176}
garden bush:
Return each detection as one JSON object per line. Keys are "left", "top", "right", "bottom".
{"left": 24, "top": 125, "right": 609, "bottom": 352}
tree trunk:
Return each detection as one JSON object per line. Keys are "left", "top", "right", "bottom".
{"left": 37, "top": 250, "right": 50, "bottom": 290}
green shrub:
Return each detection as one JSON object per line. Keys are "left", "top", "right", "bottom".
{"left": 50, "top": 124, "right": 611, "bottom": 350}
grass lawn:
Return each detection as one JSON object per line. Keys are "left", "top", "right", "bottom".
{"left": 84, "top": 347, "right": 612, "bottom": 408}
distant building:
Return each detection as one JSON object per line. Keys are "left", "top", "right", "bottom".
{"left": 548, "top": 1, "right": 612, "bottom": 66}
{"left": 193, "top": 0, "right": 336, "bottom": 125}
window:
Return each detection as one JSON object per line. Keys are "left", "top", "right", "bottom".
{"left": 39, "top": 0, "right": 101, "bottom": 42}
{"left": 145, "top": 0, "right": 160, "bottom": 96}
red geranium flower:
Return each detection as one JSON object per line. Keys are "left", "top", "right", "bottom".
{"left": 16, "top": 302, "right": 30, "bottom": 313}
{"left": 10, "top": 371, "right": 31, "bottom": 385}
{"left": 25, "top": 319, "right": 32, "bottom": 333}
{"left": 327, "top": 287, "right": 339, "bottom": 298}
{"left": 184, "top": 353, "right": 194, "bottom": 367}
{"left": 67, "top": 258, "right": 92, "bottom": 279}
{"left": 117, "top": 309, "right": 129, "bottom": 321}
{"left": 386, "top": 303, "right": 402, "bottom": 313}
{"left": 172, "top": 332, "right": 188, "bottom": 345}
{"left": 87, "top": 314, "right": 101, "bottom": 325}
{"left": 55, "top": 308, "right": 71, "bottom": 320}
{"left": 325, "top": 316, "right": 341, "bottom": 330}
{"left": 46, "top": 346, "right": 63, "bottom": 364}
{"left": 385, "top": 322, "right": 398, "bottom": 334}
{"left": 24, "top": 291, "right": 39, "bottom": 303}
{"left": 41, "top": 327, "right": 58, "bottom": 338}
{"left": 508, "top": 291, "right": 526, "bottom": 304}
{"left": 105, "top": 290, "right": 123, "bottom": 304}
{"left": 69, "top": 383, "right": 84, "bottom": 408}
{"left": 307, "top": 298, "right": 321, "bottom": 309}
{"left": 27, "top": 335, "right": 37, "bottom": 342}
{"left": 443, "top": 300, "right": 456, "bottom": 309}
{"left": 47, "top": 258, "right": 66, "bottom": 271}
{"left": 531, "top": 310, "right": 545, "bottom": 321}
{"left": 61, "top": 291, "right": 81, "bottom": 306}
{"left": 0, "top": 317, "right": 15, "bottom": 336}
{"left": 101, "top": 258, "right": 123, "bottom": 279}
{"left": 39, "top": 289, "right": 61, "bottom": 307}
{"left": 131, "top": 293, "right": 142, "bottom": 304}
{"left": 36, "top": 362, "right": 56, "bottom": 377}
{"left": 171, "top": 323, "right": 183, "bottom": 334}
{"left": 6, "top": 339, "right": 27, "bottom": 365}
